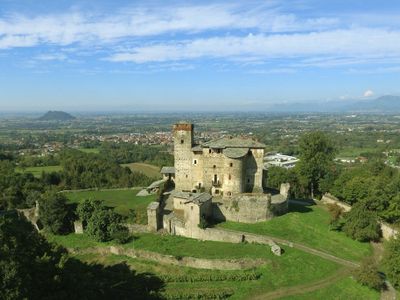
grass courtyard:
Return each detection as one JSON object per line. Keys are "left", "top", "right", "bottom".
{"left": 64, "top": 188, "right": 157, "bottom": 223}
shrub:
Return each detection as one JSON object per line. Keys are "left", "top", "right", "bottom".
{"left": 342, "top": 201, "right": 381, "bottom": 242}
{"left": 382, "top": 236, "right": 400, "bottom": 288}
{"left": 39, "top": 190, "right": 69, "bottom": 234}
{"left": 354, "top": 257, "right": 384, "bottom": 290}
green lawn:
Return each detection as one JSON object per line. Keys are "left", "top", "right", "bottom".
{"left": 279, "top": 277, "right": 380, "bottom": 300}
{"left": 64, "top": 188, "right": 157, "bottom": 223}
{"left": 47, "top": 232, "right": 343, "bottom": 299}
{"left": 218, "top": 202, "right": 372, "bottom": 262}
{"left": 120, "top": 162, "right": 161, "bottom": 178}
{"left": 16, "top": 165, "right": 62, "bottom": 177}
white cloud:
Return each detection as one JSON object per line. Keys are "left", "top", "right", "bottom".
{"left": 108, "top": 28, "right": 400, "bottom": 63}
{"left": 0, "top": 4, "right": 340, "bottom": 49}
{"left": 363, "top": 89, "right": 374, "bottom": 97}
{"left": 35, "top": 53, "right": 67, "bottom": 61}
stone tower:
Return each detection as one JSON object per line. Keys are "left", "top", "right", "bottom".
{"left": 173, "top": 122, "right": 193, "bottom": 191}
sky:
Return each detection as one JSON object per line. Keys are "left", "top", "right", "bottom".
{"left": 1, "top": 0, "right": 400, "bottom": 111}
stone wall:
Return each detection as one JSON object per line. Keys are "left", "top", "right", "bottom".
{"left": 212, "top": 193, "right": 288, "bottom": 223}
{"left": 69, "top": 246, "right": 267, "bottom": 270}
{"left": 321, "top": 193, "right": 398, "bottom": 240}
{"left": 320, "top": 193, "right": 351, "bottom": 212}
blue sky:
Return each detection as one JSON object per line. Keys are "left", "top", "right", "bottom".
{"left": 1, "top": 0, "right": 400, "bottom": 111}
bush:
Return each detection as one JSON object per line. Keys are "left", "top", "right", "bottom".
{"left": 327, "top": 203, "right": 344, "bottom": 230}
{"left": 382, "top": 236, "right": 400, "bottom": 288}
{"left": 354, "top": 257, "right": 384, "bottom": 290}
{"left": 342, "top": 201, "right": 381, "bottom": 242}
{"left": 110, "top": 224, "right": 130, "bottom": 244}
{"left": 39, "top": 190, "right": 69, "bottom": 234}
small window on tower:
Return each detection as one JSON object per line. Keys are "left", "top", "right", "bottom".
{"left": 213, "top": 165, "right": 216, "bottom": 168}
{"left": 229, "top": 174, "right": 231, "bottom": 180}
{"left": 186, "top": 174, "right": 188, "bottom": 178}
{"left": 193, "top": 159, "right": 197, "bottom": 165}
{"left": 209, "top": 149, "right": 212, "bottom": 153}
{"left": 181, "top": 139, "right": 184, "bottom": 144}
{"left": 230, "top": 163, "right": 233, "bottom": 167}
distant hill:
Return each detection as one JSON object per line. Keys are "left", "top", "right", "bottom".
{"left": 38, "top": 111, "right": 76, "bottom": 121}
{"left": 267, "top": 95, "right": 400, "bottom": 113}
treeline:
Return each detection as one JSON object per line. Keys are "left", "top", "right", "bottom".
{"left": 60, "top": 149, "right": 156, "bottom": 189}
{"left": 99, "top": 143, "right": 173, "bottom": 167}
{"left": 267, "top": 133, "right": 400, "bottom": 226}
{"left": 0, "top": 160, "right": 45, "bottom": 210}
{"left": 0, "top": 149, "right": 156, "bottom": 210}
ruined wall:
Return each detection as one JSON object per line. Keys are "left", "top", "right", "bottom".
{"left": 212, "top": 193, "right": 288, "bottom": 223}
{"left": 147, "top": 202, "right": 161, "bottom": 232}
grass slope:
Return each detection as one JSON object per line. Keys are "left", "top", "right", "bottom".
{"left": 120, "top": 162, "right": 161, "bottom": 178}
{"left": 48, "top": 232, "right": 341, "bottom": 299}
{"left": 218, "top": 202, "right": 372, "bottom": 261}
{"left": 64, "top": 188, "right": 157, "bottom": 223}
{"left": 279, "top": 277, "right": 379, "bottom": 300}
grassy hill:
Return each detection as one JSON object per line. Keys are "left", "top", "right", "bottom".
{"left": 38, "top": 110, "right": 75, "bottom": 121}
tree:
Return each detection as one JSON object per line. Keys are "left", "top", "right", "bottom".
{"left": 382, "top": 235, "right": 400, "bottom": 288}
{"left": 0, "top": 211, "right": 63, "bottom": 299}
{"left": 342, "top": 201, "right": 381, "bottom": 242}
{"left": 77, "top": 199, "right": 129, "bottom": 243}
{"left": 39, "top": 190, "right": 69, "bottom": 234}
{"left": 354, "top": 257, "right": 384, "bottom": 290}
{"left": 296, "top": 131, "right": 337, "bottom": 197}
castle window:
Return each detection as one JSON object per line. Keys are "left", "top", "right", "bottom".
{"left": 193, "top": 159, "right": 197, "bottom": 165}
{"left": 229, "top": 174, "right": 231, "bottom": 180}
{"left": 213, "top": 165, "right": 216, "bottom": 168}
{"left": 186, "top": 174, "right": 188, "bottom": 178}
{"left": 227, "top": 192, "right": 232, "bottom": 196}
{"left": 215, "top": 189, "right": 219, "bottom": 194}
{"left": 181, "top": 139, "right": 184, "bottom": 144}
{"left": 247, "top": 178, "right": 250, "bottom": 183}
{"left": 209, "top": 149, "right": 212, "bottom": 153}
{"left": 230, "top": 163, "right": 233, "bottom": 167}
{"left": 191, "top": 206, "right": 193, "bottom": 210}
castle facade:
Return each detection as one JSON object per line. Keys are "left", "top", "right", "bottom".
{"left": 173, "top": 122, "right": 266, "bottom": 197}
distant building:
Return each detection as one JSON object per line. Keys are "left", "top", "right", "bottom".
{"left": 264, "top": 152, "right": 299, "bottom": 169}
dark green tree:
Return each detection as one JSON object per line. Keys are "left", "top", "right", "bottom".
{"left": 39, "top": 190, "right": 69, "bottom": 234}
{"left": 296, "top": 131, "right": 337, "bottom": 197}
{"left": 0, "top": 211, "right": 63, "bottom": 299}
{"left": 342, "top": 201, "right": 381, "bottom": 242}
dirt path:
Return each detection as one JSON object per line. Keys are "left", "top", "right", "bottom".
{"left": 251, "top": 267, "right": 351, "bottom": 300}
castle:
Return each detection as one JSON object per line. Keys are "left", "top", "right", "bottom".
{"left": 173, "top": 122, "right": 266, "bottom": 196}
{"left": 148, "top": 122, "right": 289, "bottom": 235}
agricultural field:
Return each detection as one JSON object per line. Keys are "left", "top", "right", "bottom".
{"left": 120, "top": 162, "right": 161, "bottom": 178}
{"left": 64, "top": 188, "right": 157, "bottom": 223}
{"left": 47, "top": 232, "right": 379, "bottom": 299}
{"left": 218, "top": 202, "right": 372, "bottom": 262}
{"left": 16, "top": 165, "right": 62, "bottom": 177}
{"left": 77, "top": 147, "right": 100, "bottom": 154}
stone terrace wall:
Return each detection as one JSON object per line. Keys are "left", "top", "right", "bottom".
{"left": 69, "top": 246, "right": 266, "bottom": 270}
{"left": 321, "top": 193, "right": 398, "bottom": 240}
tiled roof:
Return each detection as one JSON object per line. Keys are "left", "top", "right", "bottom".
{"left": 202, "top": 137, "right": 265, "bottom": 149}
{"left": 173, "top": 191, "right": 212, "bottom": 205}
{"left": 223, "top": 147, "right": 249, "bottom": 158}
